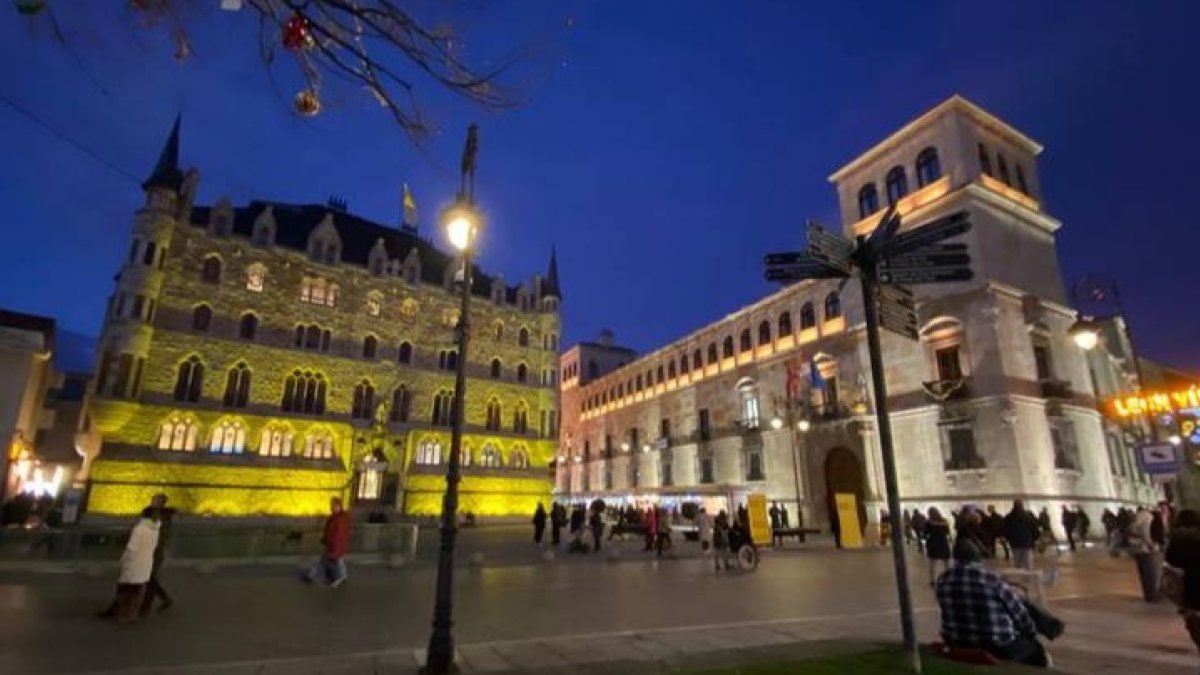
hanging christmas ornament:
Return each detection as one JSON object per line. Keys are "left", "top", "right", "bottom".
{"left": 16, "top": 0, "right": 46, "bottom": 15}
{"left": 294, "top": 89, "right": 321, "bottom": 117}
{"left": 282, "top": 13, "right": 314, "bottom": 51}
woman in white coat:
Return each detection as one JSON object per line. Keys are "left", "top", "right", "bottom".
{"left": 98, "top": 508, "right": 160, "bottom": 623}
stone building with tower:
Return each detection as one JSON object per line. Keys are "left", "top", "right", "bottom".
{"left": 81, "top": 118, "right": 561, "bottom": 519}
{"left": 557, "top": 96, "right": 1160, "bottom": 535}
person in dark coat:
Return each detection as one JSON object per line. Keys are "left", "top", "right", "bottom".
{"left": 1005, "top": 500, "right": 1039, "bottom": 571}
{"left": 769, "top": 502, "right": 782, "bottom": 546}
{"left": 550, "top": 502, "right": 565, "bottom": 546}
{"left": 1037, "top": 507, "right": 1053, "bottom": 541}
{"left": 1061, "top": 505, "right": 1078, "bottom": 551}
{"left": 1101, "top": 508, "right": 1118, "bottom": 547}
{"left": 1076, "top": 506, "right": 1091, "bottom": 545}
{"left": 1166, "top": 509, "right": 1200, "bottom": 657}
{"left": 830, "top": 499, "right": 843, "bottom": 549}
{"left": 532, "top": 503, "right": 547, "bottom": 545}
{"left": 924, "top": 507, "right": 952, "bottom": 585}
{"left": 985, "top": 505, "right": 1008, "bottom": 560}
{"left": 588, "top": 507, "right": 603, "bottom": 553}
{"left": 140, "top": 494, "right": 175, "bottom": 615}
{"left": 911, "top": 508, "right": 928, "bottom": 554}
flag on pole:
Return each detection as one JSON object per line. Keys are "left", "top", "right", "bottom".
{"left": 809, "top": 355, "right": 827, "bottom": 390}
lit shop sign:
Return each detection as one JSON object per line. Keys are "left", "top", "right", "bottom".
{"left": 1106, "top": 385, "right": 1200, "bottom": 418}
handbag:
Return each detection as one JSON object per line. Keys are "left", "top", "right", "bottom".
{"left": 1021, "top": 600, "right": 1065, "bottom": 640}
{"left": 1160, "top": 565, "right": 1184, "bottom": 607}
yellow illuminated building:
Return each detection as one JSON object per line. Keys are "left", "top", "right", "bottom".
{"left": 83, "top": 119, "right": 560, "bottom": 519}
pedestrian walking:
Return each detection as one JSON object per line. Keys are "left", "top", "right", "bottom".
{"left": 713, "top": 510, "right": 733, "bottom": 571}
{"left": 1060, "top": 505, "right": 1078, "bottom": 552}
{"left": 532, "top": 503, "right": 547, "bottom": 545}
{"left": 1004, "top": 500, "right": 1039, "bottom": 571}
{"left": 588, "top": 506, "right": 603, "bottom": 554}
{"left": 1165, "top": 509, "right": 1200, "bottom": 657}
{"left": 924, "top": 507, "right": 952, "bottom": 586}
{"left": 98, "top": 508, "right": 160, "bottom": 623}
{"left": 139, "top": 494, "right": 174, "bottom": 616}
{"left": 304, "top": 497, "right": 349, "bottom": 587}
{"left": 696, "top": 507, "right": 713, "bottom": 553}
{"left": 1101, "top": 508, "right": 1118, "bottom": 547}
{"left": 1076, "top": 506, "right": 1090, "bottom": 546}
{"left": 911, "top": 508, "right": 928, "bottom": 554}
{"left": 780, "top": 504, "right": 791, "bottom": 529}
{"left": 551, "top": 502, "right": 565, "bottom": 546}
{"left": 1037, "top": 507, "right": 1054, "bottom": 549}
{"left": 656, "top": 506, "right": 672, "bottom": 558}
{"left": 902, "top": 510, "right": 913, "bottom": 546}
{"left": 986, "top": 504, "right": 1008, "bottom": 560}
{"left": 769, "top": 502, "right": 783, "bottom": 546}
{"left": 644, "top": 506, "right": 658, "bottom": 552}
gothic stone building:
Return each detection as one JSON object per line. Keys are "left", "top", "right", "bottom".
{"left": 557, "top": 96, "right": 1160, "bottom": 536}
{"left": 81, "top": 119, "right": 560, "bottom": 518}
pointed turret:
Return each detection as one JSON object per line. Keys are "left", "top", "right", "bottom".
{"left": 142, "top": 114, "right": 183, "bottom": 192}
{"left": 543, "top": 246, "right": 561, "bottom": 299}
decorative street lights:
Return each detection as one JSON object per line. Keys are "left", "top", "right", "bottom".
{"left": 771, "top": 393, "right": 812, "bottom": 527}
{"left": 423, "top": 124, "right": 482, "bottom": 675}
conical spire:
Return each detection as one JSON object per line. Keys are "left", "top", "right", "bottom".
{"left": 544, "top": 245, "right": 561, "bottom": 298}
{"left": 142, "top": 114, "right": 183, "bottom": 192}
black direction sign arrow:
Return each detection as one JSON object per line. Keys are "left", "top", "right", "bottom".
{"left": 807, "top": 221, "right": 855, "bottom": 273}
{"left": 883, "top": 212, "right": 971, "bottom": 257}
{"left": 764, "top": 251, "right": 809, "bottom": 266}
{"left": 878, "top": 267, "right": 974, "bottom": 285}
{"left": 881, "top": 252, "right": 971, "bottom": 270}
{"left": 765, "top": 263, "right": 848, "bottom": 282}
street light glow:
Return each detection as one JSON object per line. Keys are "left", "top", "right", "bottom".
{"left": 1169, "top": 434, "right": 1183, "bottom": 446}
{"left": 445, "top": 213, "right": 476, "bottom": 252}
{"left": 1068, "top": 316, "right": 1100, "bottom": 351}
{"left": 770, "top": 417, "right": 784, "bottom": 430}
{"left": 797, "top": 419, "right": 812, "bottom": 432}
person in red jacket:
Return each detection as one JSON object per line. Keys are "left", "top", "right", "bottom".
{"left": 306, "top": 497, "right": 350, "bottom": 587}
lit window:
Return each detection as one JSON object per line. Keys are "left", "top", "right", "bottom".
{"left": 480, "top": 444, "right": 502, "bottom": 468}
{"left": 916, "top": 147, "right": 941, "bottom": 187}
{"left": 209, "top": 419, "right": 246, "bottom": 454}
{"left": 366, "top": 292, "right": 382, "bottom": 317}
{"left": 259, "top": 424, "right": 294, "bottom": 457}
{"left": 738, "top": 380, "right": 760, "bottom": 428}
{"left": 246, "top": 264, "right": 265, "bottom": 292}
{"left": 824, "top": 293, "right": 841, "bottom": 320}
{"left": 157, "top": 415, "right": 197, "bottom": 452}
{"left": 303, "top": 430, "right": 335, "bottom": 459}
{"left": 415, "top": 439, "right": 442, "bottom": 466}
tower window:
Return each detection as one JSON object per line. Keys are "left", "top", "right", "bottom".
{"left": 192, "top": 305, "right": 212, "bottom": 332}
{"left": 238, "top": 313, "right": 257, "bottom": 340}
{"left": 222, "top": 362, "right": 251, "bottom": 408}
{"left": 398, "top": 342, "right": 413, "bottom": 364}
{"left": 173, "top": 355, "right": 204, "bottom": 403}
{"left": 246, "top": 264, "right": 265, "bottom": 293}
{"left": 916, "top": 147, "right": 941, "bottom": 187}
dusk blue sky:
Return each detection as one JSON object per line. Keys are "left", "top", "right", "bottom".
{"left": 2, "top": 1, "right": 1197, "bottom": 371}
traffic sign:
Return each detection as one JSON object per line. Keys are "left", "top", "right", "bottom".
{"left": 764, "top": 251, "right": 808, "bottom": 266}
{"left": 764, "top": 264, "right": 847, "bottom": 282}
{"left": 877, "top": 283, "right": 918, "bottom": 340}
{"left": 806, "top": 221, "right": 855, "bottom": 273}
{"left": 879, "top": 313, "right": 918, "bottom": 341}
{"left": 1137, "top": 442, "right": 1182, "bottom": 476}
{"left": 881, "top": 251, "right": 971, "bottom": 270}
{"left": 878, "top": 267, "right": 973, "bottom": 285}
{"left": 884, "top": 211, "right": 971, "bottom": 257}
{"left": 878, "top": 283, "right": 914, "bottom": 306}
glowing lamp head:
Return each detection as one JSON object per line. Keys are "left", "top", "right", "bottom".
{"left": 441, "top": 202, "right": 481, "bottom": 252}
{"left": 1169, "top": 434, "right": 1183, "bottom": 446}
{"left": 1068, "top": 316, "right": 1100, "bottom": 351}
{"left": 770, "top": 417, "right": 784, "bottom": 430}
{"left": 797, "top": 419, "right": 812, "bottom": 432}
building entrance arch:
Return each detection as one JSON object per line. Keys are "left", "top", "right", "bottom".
{"left": 823, "top": 446, "right": 867, "bottom": 535}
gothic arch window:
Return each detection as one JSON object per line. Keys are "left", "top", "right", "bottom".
{"left": 398, "top": 341, "right": 413, "bottom": 364}
{"left": 192, "top": 305, "right": 212, "bottom": 332}
{"left": 800, "top": 302, "right": 816, "bottom": 329}
{"left": 758, "top": 320, "right": 771, "bottom": 346}
{"left": 201, "top": 256, "right": 222, "bottom": 284}
{"left": 459, "top": 444, "right": 472, "bottom": 467}
{"left": 432, "top": 390, "right": 454, "bottom": 427}
{"left": 479, "top": 444, "right": 502, "bottom": 468}
{"left": 281, "top": 369, "right": 326, "bottom": 414}
{"left": 722, "top": 336, "right": 734, "bottom": 359}
{"left": 415, "top": 438, "right": 442, "bottom": 466}
{"left": 518, "top": 327, "right": 530, "bottom": 348}
{"left": 885, "top": 165, "right": 908, "bottom": 205}
{"left": 858, "top": 183, "right": 879, "bottom": 219}
{"left": 259, "top": 423, "right": 295, "bottom": 457}
{"left": 824, "top": 292, "right": 842, "bottom": 320}
{"left": 389, "top": 385, "right": 411, "bottom": 423}
{"left": 513, "top": 401, "right": 529, "bottom": 434}
{"left": 737, "top": 378, "right": 761, "bottom": 429}
{"left": 173, "top": 355, "right": 204, "bottom": 403}
{"left": 209, "top": 419, "right": 246, "bottom": 454}
{"left": 438, "top": 350, "right": 458, "bottom": 371}
{"left": 245, "top": 263, "right": 265, "bottom": 293}
{"left": 238, "top": 313, "right": 258, "bottom": 340}
{"left": 739, "top": 329, "right": 752, "bottom": 353}
{"left": 508, "top": 445, "right": 530, "bottom": 469}
{"left": 485, "top": 399, "right": 502, "bottom": 431}
{"left": 916, "top": 146, "right": 942, "bottom": 187}
{"left": 222, "top": 362, "right": 251, "bottom": 408}
{"left": 778, "top": 311, "right": 792, "bottom": 337}
{"left": 303, "top": 429, "right": 335, "bottom": 459}
{"left": 517, "top": 363, "right": 528, "bottom": 383}
{"left": 352, "top": 380, "right": 376, "bottom": 420}
{"left": 490, "top": 358, "right": 502, "bottom": 379}
{"left": 157, "top": 415, "right": 197, "bottom": 452}
{"left": 362, "top": 335, "right": 378, "bottom": 359}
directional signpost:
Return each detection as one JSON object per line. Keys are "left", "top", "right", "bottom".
{"left": 761, "top": 208, "right": 974, "bottom": 674}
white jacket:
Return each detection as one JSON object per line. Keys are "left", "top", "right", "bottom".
{"left": 119, "top": 518, "right": 161, "bottom": 584}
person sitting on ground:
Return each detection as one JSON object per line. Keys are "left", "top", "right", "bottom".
{"left": 936, "top": 538, "right": 1048, "bottom": 668}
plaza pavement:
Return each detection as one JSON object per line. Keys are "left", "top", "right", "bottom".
{"left": 0, "top": 525, "right": 1192, "bottom": 674}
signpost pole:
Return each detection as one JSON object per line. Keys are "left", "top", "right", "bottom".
{"left": 858, "top": 247, "right": 922, "bottom": 674}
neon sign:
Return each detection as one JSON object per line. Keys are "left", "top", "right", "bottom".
{"left": 1107, "top": 385, "right": 1200, "bottom": 419}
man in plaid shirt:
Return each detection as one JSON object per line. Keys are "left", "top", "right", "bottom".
{"left": 936, "top": 538, "right": 1048, "bottom": 667}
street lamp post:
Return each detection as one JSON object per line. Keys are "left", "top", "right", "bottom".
{"left": 772, "top": 394, "right": 812, "bottom": 526}
{"left": 423, "top": 124, "right": 482, "bottom": 675}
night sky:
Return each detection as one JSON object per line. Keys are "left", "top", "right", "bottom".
{"left": 1, "top": 1, "right": 1197, "bottom": 371}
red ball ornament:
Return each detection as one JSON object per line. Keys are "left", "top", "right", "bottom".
{"left": 282, "top": 13, "right": 314, "bottom": 51}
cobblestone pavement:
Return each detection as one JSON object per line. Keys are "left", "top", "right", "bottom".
{"left": 0, "top": 529, "right": 1191, "bottom": 674}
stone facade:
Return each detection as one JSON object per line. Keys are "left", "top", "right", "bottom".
{"left": 558, "top": 96, "right": 1161, "bottom": 537}
{"left": 84, "top": 120, "right": 559, "bottom": 519}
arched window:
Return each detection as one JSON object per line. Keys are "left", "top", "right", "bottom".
{"left": 693, "top": 349, "right": 703, "bottom": 370}
{"left": 722, "top": 336, "right": 734, "bottom": 359}
{"left": 209, "top": 419, "right": 246, "bottom": 454}
{"left": 737, "top": 379, "right": 761, "bottom": 429}
{"left": 518, "top": 327, "right": 530, "bottom": 347}
{"left": 858, "top": 183, "right": 879, "bottom": 218}
{"left": 173, "top": 355, "right": 204, "bottom": 403}
{"left": 259, "top": 424, "right": 294, "bottom": 457}
{"left": 885, "top": 166, "right": 908, "bottom": 205}
{"left": 389, "top": 386, "right": 411, "bottom": 423}
{"left": 438, "top": 350, "right": 458, "bottom": 371}
{"left": 800, "top": 302, "right": 816, "bottom": 329}
{"left": 192, "top": 305, "right": 212, "bottom": 332}
{"left": 432, "top": 390, "right": 455, "bottom": 427}
{"left": 238, "top": 313, "right": 257, "bottom": 340}
{"left": 485, "top": 399, "right": 502, "bottom": 431}
{"left": 302, "top": 325, "right": 320, "bottom": 350}
{"left": 758, "top": 320, "right": 771, "bottom": 346}
{"left": 824, "top": 292, "right": 842, "bottom": 320}
{"left": 996, "top": 154, "right": 1011, "bottom": 186}
{"left": 656, "top": 366, "right": 664, "bottom": 384}
{"left": 352, "top": 380, "right": 375, "bottom": 420}
{"left": 707, "top": 343, "right": 718, "bottom": 364}
{"left": 281, "top": 370, "right": 326, "bottom": 414}
{"left": 513, "top": 401, "right": 529, "bottom": 434}
{"left": 667, "top": 360, "right": 676, "bottom": 379}
{"left": 303, "top": 430, "right": 335, "bottom": 459}
{"left": 320, "top": 329, "right": 331, "bottom": 352}
{"left": 517, "top": 363, "right": 528, "bottom": 383}
{"left": 739, "top": 329, "right": 752, "bottom": 353}
{"left": 679, "top": 354, "right": 690, "bottom": 375}
{"left": 778, "top": 311, "right": 793, "bottom": 337}
{"left": 201, "top": 256, "right": 222, "bottom": 284}
{"left": 222, "top": 362, "right": 251, "bottom": 408}
{"left": 398, "top": 341, "right": 413, "bottom": 364}
{"left": 916, "top": 147, "right": 941, "bottom": 187}
{"left": 508, "top": 446, "right": 530, "bottom": 469}
{"left": 459, "top": 445, "right": 472, "bottom": 467}
{"left": 490, "top": 358, "right": 502, "bottom": 379}
{"left": 157, "top": 415, "right": 197, "bottom": 452}
{"left": 479, "top": 444, "right": 502, "bottom": 468}
{"left": 245, "top": 263, "right": 265, "bottom": 292}
{"left": 415, "top": 439, "right": 442, "bottom": 466}
{"left": 636, "top": 375, "right": 643, "bottom": 391}
{"left": 362, "top": 335, "right": 378, "bottom": 359}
